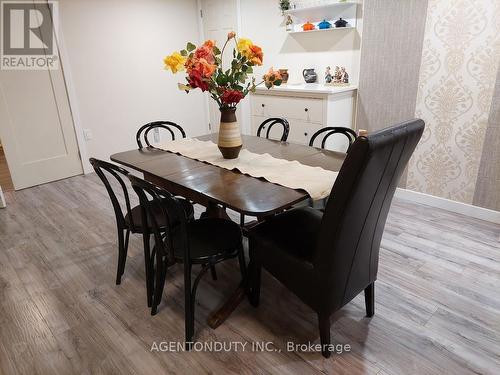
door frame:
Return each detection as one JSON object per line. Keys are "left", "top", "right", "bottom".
{"left": 54, "top": 8, "right": 92, "bottom": 174}
{"left": 196, "top": 0, "right": 251, "bottom": 136}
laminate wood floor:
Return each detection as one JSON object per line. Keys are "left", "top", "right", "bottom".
{"left": 0, "top": 174, "right": 499, "bottom": 375}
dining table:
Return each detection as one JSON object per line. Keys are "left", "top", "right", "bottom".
{"left": 110, "top": 133, "right": 346, "bottom": 328}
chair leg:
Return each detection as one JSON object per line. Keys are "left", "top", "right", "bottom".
{"left": 365, "top": 282, "right": 375, "bottom": 317}
{"left": 116, "top": 228, "right": 127, "bottom": 285}
{"left": 184, "top": 263, "right": 194, "bottom": 350}
{"left": 151, "top": 252, "right": 167, "bottom": 316}
{"left": 237, "top": 245, "right": 247, "bottom": 280}
{"left": 210, "top": 265, "right": 217, "bottom": 281}
{"left": 248, "top": 261, "right": 261, "bottom": 307}
{"left": 318, "top": 312, "right": 331, "bottom": 358}
{"left": 143, "top": 233, "right": 153, "bottom": 307}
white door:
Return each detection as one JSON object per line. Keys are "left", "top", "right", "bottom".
{"left": 200, "top": 0, "right": 239, "bottom": 133}
{"left": 0, "top": 4, "right": 82, "bottom": 190}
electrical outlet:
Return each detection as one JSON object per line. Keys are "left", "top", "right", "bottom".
{"left": 83, "top": 129, "right": 93, "bottom": 140}
{"left": 153, "top": 128, "right": 160, "bottom": 143}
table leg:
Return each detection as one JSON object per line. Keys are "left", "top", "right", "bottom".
{"left": 200, "top": 201, "right": 231, "bottom": 220}
{"left": 207, "top": 281, "right": 246, "bottom": 329}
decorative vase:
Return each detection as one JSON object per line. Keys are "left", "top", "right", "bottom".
{"left": 218, "top": 107, "right": 242, "bottom": 159}
{"left": 279, "top": 69, "right": 289, "bottom": 83}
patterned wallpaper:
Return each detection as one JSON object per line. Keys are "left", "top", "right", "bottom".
{"left": 407, "top": 0, "right": 500, "bottom": 204}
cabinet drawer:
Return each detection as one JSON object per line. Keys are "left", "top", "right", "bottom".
{"left": 251, "top": 116, "right": 289, "bottom": 141}
{"left": 251, "top": 95, "right": 324, "bottom": 124}
{"left": 287, "top": 120, "right": 321, "bottom": 146}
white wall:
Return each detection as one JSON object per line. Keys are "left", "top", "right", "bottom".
{"left": 239, "top": 0, "right": 362, "bottom": 86}
{"left": 59, "top": 0, "right": 207, "bottom": 171}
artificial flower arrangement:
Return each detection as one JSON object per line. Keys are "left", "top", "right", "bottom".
{"left": 163, "top": 32, "right": 282, "bottom": 159}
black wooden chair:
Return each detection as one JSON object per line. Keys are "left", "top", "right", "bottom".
{"left": 89, "top": 158, "right": 194, "bottom": 305}
{"left": 136, "top": 121, "right": 186, "bottom": 149}
{"left": 309, "top": 126, "right": 357, "bottom": 152}
{"left": 247, "top": 119, "right": 425, "bottom": 357}
{"left": 128, "top": 175, "right": 246, "bottom": 347}
{"left": 257, "top": 118, "right": 290, "bottom": 142}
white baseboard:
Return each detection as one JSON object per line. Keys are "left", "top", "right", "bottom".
{"left": 395, "top": 188, "right": 500, "bottom": 224}
{"left": 0, "top": 186, "right": 6, "bottom": 208}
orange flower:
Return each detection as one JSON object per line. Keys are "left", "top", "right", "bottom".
{"left": 194, "top": 45, "right": 215, "bottom": 64}
{"left": 203, "top": 40, "right": 215, "bottom": 49}
{"left": 248, "top": 44, "right": 263, "bottom": 66}
{"left": 186, "top": 57, "right": 216, "bottom": 78}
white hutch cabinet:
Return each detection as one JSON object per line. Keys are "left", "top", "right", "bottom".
{"left": 251, "top": 84, "right": 357, "bottom": 150}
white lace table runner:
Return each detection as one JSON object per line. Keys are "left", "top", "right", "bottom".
{"left": 156, "top": 138, "right": 338, "bottom": 200}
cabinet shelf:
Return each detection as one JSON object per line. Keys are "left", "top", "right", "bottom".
{"left": 285, "top": 2, "right": 358, "bottom": 31}
{"left": 288, "top": 25, "right": 355, "bottom": 34}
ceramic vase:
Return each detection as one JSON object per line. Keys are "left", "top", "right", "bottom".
{"left": 218, "top": 107, "right": 242, "bottom": 159}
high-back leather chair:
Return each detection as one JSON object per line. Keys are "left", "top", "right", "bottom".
{"left": 247, "top": 119, "right": 425, "bottom": 357}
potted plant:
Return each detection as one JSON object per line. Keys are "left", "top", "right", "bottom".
{"left": 164, "top": 32, "right": 282, "bottom": 159}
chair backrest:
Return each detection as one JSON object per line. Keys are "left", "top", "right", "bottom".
{"left": 315, "top": 119, "right": 424, "bottom": 311}
{"left": 128, "top": 175, "right": 189, "bottom": 264}
{"left": 309, "top": 127, "right": 357, "bottom": 152}
{"left": 257, "top": 118, "right": 290, "bottom": 142}
{"left": 89, "top": 158, "right": 135, "bottom": 230}
{"left": 136, "top": 121, "right": 186, "bottom": 149}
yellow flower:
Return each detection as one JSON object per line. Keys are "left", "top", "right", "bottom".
{"left": 164, "top": 52, "right": 186, "bottom": 73}
{"left": 237, "top": 38, "right": 253, "bottom": 57}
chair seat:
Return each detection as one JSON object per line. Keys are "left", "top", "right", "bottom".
{"left": 174, "top": 218, "right": 242, "bottom": 263}
{"left": 249, "top": 207, "right": 323, "bottom": 263}
{"left": 125, "top": 197, "right": 194, "bottom": 233}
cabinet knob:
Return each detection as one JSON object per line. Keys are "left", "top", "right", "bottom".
{"left": 304, "top": 108, "right": 308, "bottom": 112}
{"left": 261, "top": 104, "right": 265, "bottom": 107}
{"left": 304, "top": 132, "right": 308, "bottom": 136}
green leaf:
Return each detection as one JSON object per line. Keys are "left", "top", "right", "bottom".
{"left": 180, "top": 50, "right": 187, "bottom": 56}
{"left": 246, "top": 66, "right": 253, "bottom": 74}
{"left": 213, "top": 46, "right": 221, "bottom": 55}
{"left": 241, "top": 65, "right": 248, "bottom": 72}
{"left": 186, "top": 42, "right": 196, "bottom": 52}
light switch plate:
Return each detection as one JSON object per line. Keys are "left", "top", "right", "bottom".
{"left": 153, "top": 128, "right": 160, "bottom": 143}
{"left": 83, "top": 129, "right": 93, "bottom": 140}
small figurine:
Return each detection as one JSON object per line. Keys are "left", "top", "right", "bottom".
{"left": 334, "top": 18, "right": 348, "bottom": 28}
{"left": 302, "top": 21, "right": 315, "bottom": 31}
{"left": 286, "top": 15, "right": 294, "bottom": 32}
{"left": 318, "top": 19, "right": 332, "bottom": 30}
{"left": 332, "top": 66, "right": 349, "bottom": 86}
{"left": 325, "top": 66, "right": 333, "bottom": 83}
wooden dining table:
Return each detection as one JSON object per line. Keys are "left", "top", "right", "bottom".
{"left": 110, "top": 133, "right": 346, "bottom": 328}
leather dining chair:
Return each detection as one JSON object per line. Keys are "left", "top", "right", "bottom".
{"left": 309, "top": 126, "right": 357, "bottom": 152}
{"left": 257, "top": 118, "right": 290, "bottom": 142}
{"left": 136, "top": 121, "right": 186, "bottom": 149}
{"left": 247, "top": 119, "right": 425, "bottom": 357}
{"left": 128, "top": 175, "right": 246, "bottom": 347}
{"left": 89, "top": 158, "right": 194, "bottom": 306}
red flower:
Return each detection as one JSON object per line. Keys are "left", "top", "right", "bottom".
{"left": 188, "top": 70, "right": 209, "bottom": 92}
{"left": 221, "top": 90, "right": 244, "bottom": 105}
